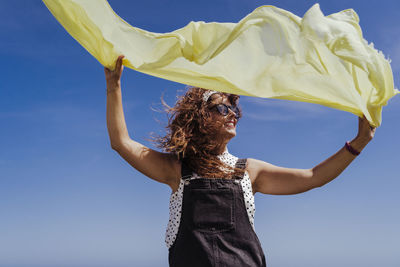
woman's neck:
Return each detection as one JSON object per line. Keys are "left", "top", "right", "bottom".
{"left": 212, "top": 144, "right": 228, "bottom": 155}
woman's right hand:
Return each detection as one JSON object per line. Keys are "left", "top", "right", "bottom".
{"left": 105, "top": 55, "right": 125, "bottom": 90}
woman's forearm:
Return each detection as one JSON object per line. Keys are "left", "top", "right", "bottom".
{"left": 106, "top": 84, "right": 130, "bottom": 148}
{"left": 310, "top": 136, "right": 370, "bottom": 188}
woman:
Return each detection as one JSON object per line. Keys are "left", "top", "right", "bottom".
{"left": 105, "top": 55, "right": 376, "bottom": 266}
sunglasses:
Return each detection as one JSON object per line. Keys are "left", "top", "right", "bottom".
{"left": 210, "top": 104, "right": 241, "bottom": 119}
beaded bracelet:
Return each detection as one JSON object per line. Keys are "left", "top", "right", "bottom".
{"left": 345, "top": 141, "right": 360, "bottom": 156}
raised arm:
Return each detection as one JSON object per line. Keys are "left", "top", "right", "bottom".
{"left": 105, "top": 55, "right": 181, "bottom": 191}
{"left": 247, "top": 116, "right": 376, "bottom": 195}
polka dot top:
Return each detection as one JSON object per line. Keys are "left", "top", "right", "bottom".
{"left": 165, "top": 148, "right": 256, "bottom": 249}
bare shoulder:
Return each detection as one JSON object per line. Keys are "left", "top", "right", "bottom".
{"left": 245, "top": 158, "right": 270, "bottom": 196}
{"left": 158, "top": 152, "right": 182, "bottom": 193}
{"left": 169, "top": 156, "right": 182, "bottom": 193}
{"left": 246, "top": 157, "right": 269, "bottom": 185}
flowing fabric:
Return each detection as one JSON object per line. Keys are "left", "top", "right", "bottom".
{"left": 42, "top": 0, "right": 398, "bottom": 127}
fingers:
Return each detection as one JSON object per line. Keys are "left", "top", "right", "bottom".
{"left": 116, "top": 55, "right": 125, "bottom": 71}
{"left": 360, "top": 114, "right": 376, "bottom": 130}
{"left": 360, "top": 114, "right": 368, "bottom": 123}
{"left": 104, "top": 55, "right": 124, "bottom": 83}
{"left": 104, "top": 55, "right": 124, "bottom": 72}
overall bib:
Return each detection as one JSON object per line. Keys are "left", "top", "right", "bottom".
{"left": 168, "top": 158, "right": 267, "bottom": 267}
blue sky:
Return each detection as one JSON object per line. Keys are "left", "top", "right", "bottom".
{"left": 0, "top": 0, "right": 399, "bottom": 266}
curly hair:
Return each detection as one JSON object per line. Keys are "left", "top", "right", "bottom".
{"left": 151, "top": 86, "right": 246, "bottom": 179}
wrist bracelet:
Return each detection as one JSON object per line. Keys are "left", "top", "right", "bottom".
{"left": 345, "top": 141, "right": 360, "bottom": 156}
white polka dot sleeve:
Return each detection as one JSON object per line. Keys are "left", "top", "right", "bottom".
{"left": 165, "top": 179, "right": 184, "bottom": 249}
{"left": 241, "top": 171, "right": 256, "bottom": 230}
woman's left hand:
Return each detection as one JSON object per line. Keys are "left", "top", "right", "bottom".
{"left": 357, "top": 115, "right": 376, "bottom": 142}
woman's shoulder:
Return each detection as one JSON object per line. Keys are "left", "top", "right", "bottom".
{"left": 245, "top": 158, "right": 260, "bottom": 184}
{"left": 164, "top": 154, "right": 182, "bottom": 193}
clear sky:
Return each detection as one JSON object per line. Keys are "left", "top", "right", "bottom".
{"left": 1, "top": 0, "right": 399, "bottom": 266}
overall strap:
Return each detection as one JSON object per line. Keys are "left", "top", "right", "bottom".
{"left": 181, "top": 160, "right": 193, "bottom": 180}
{"left": 181, "top": 158, "right": 248, "bottom": 180}
{"left": 235, "top": 158, "right": 247, "bottom": 169}
{"left": 233, "top": 158, "right": 248, "bottom": 180}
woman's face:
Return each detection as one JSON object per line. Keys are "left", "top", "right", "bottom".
{"left": 208, "top": 94, "right": 239, "bottom": 141}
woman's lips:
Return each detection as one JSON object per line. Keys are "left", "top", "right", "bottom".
{"left": 225, "top": 120, "right": 236, "bottom": 127}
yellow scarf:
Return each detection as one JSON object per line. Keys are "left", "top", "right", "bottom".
{"left": 42, "top": 0, "right": 398, "bottom": 127}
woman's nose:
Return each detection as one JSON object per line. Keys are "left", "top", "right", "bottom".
{"left": 227, "top": 108, "right": 236, "bottom": 118}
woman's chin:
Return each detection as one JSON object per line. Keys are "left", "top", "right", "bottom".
{"left": 223, "top": 127, "right": 236, "bottom": 138}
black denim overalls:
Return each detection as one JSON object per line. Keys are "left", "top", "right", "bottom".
{"left": 168, "top": 158, "right": 267, "bottom": 267}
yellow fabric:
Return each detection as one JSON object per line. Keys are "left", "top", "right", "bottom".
{"left": 42, "top": 0, "right": 398, "bottom": 127}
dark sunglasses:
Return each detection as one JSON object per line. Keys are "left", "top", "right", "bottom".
{"left": 211, "top": 104, "right": 241, "bottom": 119}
